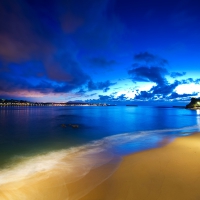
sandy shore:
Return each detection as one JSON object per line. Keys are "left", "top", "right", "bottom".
{"left": 80, "top": 132, "right": 200, "bottom": 200}
{"left": 1, "top": 132, "right": 200, "bottom": 200}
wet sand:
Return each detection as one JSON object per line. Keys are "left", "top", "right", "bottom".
{"left": 1, "top": 132, "right": 200, "bottom": 200}
{"left": 0, "top": 152, "right": 120, "bottom": 200}
{"left": 81, "top": 132, "right": 200, "bottom": 200}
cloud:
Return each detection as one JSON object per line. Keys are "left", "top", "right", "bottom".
{"left": 128, "top": 66, "right": 168, "bottom": 85}
{"left": 0, "top": 0, "right": 124, "bottom": 98}
{"left": 179, "top": 78, "right": 200, "bottom": 85}
{"left": 0, "top": 60, "right": 90, "bottom": 96}
{"left": 149, "top": 81, "right": 179, "bottom": 96}
{"left": 134, "top": 52, "right": 168, "bottom": 66}
{"left": 87, "top": 80, "right": 116, "bottom": 92}
{"left": 129, "top": 52, "right": 169, "bottom": 86}
{"left": 0, "top": 1, "right": 91, "bottom": 97}
{"left": 170, "top": 72, "right": 186, "bottom": 78}
{"left": 98, "top": 95, "right": 113, "bottom": 101}
{"left": 168, "top": 92, "right": 198, "bottom": 100}
{"left": 194, "top": 79, "right": 200, "bottom": 84}
{"left": 115, "top": 94, "right": 128, "bottom": 101}
{"left": 129, "top": 52, "right": 199, "bottom": 101}
{"left": 134, "top": 79, "right": 199, "bottom": 101}
{"left": 0, "top": 73, "right": 51, "bottom": 95}
{"left": 134, "top": 91, "right": 155, "bottom": 100}
{"left": 87, "top": 93, "right": 129, "bottom": 102}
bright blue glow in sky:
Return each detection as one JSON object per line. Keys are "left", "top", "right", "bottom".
{"left": 0, "top": 0, "right": 200, "bottom": 105}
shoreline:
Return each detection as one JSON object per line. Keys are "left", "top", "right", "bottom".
{"left": 80, "top": 131, "right": 200, "bottom": 200}
{"left": 1, "top": 131, "right": 200, "bottom": 199}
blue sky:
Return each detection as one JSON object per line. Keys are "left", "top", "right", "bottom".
{"left": 0, "top": 0, "right": 200, "bottom": 105}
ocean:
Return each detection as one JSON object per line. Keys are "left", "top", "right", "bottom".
{"left": 0, "top": 106, "right": 200, "bottom": 199}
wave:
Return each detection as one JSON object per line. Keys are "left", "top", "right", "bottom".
{"left": 0, "top": 125, "right": 199, "bottom": 200}
{"left": 0, "top": 142, "right": 120, "bottom": 200}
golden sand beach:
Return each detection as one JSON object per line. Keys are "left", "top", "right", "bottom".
{"left": 1, "top": 132, "right": 200, "bottom": 200}
{"left": 81, "top": 132, "right": 200, "bottom": 200}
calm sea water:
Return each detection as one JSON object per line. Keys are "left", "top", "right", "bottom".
{"left": 0, "top": 106, "right": 200, "bottom": 166}
{"left": 0, "top": 106, "right": 200, "bottom": 199}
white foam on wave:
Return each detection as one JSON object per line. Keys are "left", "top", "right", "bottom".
{"left": 0, "top": 141, "right": 121, "bottom": 200}
{"left": 92, "top": 124, "right": 200, "bottom": 148}
{"left": 0, "top": 146, "right": 116, "bottom": 186}
{"left": 0, "top": 125, "right": 199, "bottom": 188}
{"left": 0, "top": 123, "right": 199, "bottom": 200}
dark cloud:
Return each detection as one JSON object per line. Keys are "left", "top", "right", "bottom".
{"left": 149, "top": 81, "right": 179, "bottom": 96}
{"left": 168, "top": 92, "right": 198, "bottom": 100}
{"left": 194, "top": 79, "right": 200, "bottom": 84}
{"left": 87, "top": 80, "right": 116, "bottom": 92}
{"left": 0, "top": 73, "right": 52, "bottom": 95}
{"left": 134, "top": 79, "right": 199, "bottom": 101}
{"left": 0, "top": 0, "right": 116, "bottom": 97}
{"left": 179, "top": 78, "right": 200, "bottom": 84}
{"left": 98, "top": 95, "right": 113, "bottom": 101}
{"left": 97, "top": 94, "right": 128, "bottom": 101}
{"left": 134, "top": 52, "right": 168, "bottom": 66}
{"left": 85, "top": 93, "right": 129, "bottom": 103}
{"left": 130, "top": 52, "right": 198, "bottom": 101}
{"left": 134, "top": 91, "right": 155, "bottom": 100}
{"left": 0, "top": 75, "right": 85, "bottom": 95}
{"left": 180, "top": 78, "right": 193, "bottom": 84}
{"left": 0, "top": 0, "right": 90, "bottom": 95}
{"left": 0, "top": 1, "right": 199, "bottom": 102}
{"left": 0, "top": 58, "right": 90, "bottom": 95}
{"left": 0, "top": 0, "right": 128, "bottom": 99}
{"left": 128, "top": 66, "right": 168, "bottom": 85}
{"left": 115, "top": 94, "right": 128, "bottom": 101}
{"left": 170, "top": 72, "right": 186, "bottom": 78}
{"left": 129, "top": 52, "right": 169, "bottom": 85}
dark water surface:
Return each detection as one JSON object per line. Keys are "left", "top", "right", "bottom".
{"left": 0, "top": 106, "right": 199, "bottom": 167}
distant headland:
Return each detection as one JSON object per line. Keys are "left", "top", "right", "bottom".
{"left": 0, "top": 99, "right": 116, "bottom": 107}
{"left": 186, "top": 98, "right": 200, "bottom": 109}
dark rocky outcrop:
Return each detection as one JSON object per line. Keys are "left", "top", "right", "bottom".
{"left": 186, "top": 98, "right": 200, "bottom": 109}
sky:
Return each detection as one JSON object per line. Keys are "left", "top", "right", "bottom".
{"left": 0, "top": 0, "right": 200, "bottom": 105}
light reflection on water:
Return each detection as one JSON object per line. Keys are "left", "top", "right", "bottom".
{"left": 196, "top": 110, "right": 200, "bottom": 129}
